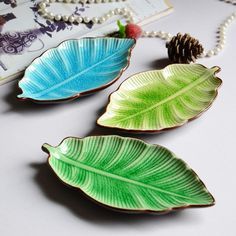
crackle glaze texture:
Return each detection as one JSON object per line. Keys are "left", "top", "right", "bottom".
{"left": 18, "top": 38, "right": 135, "bottom": 102}
{"left": 43, "top": 136, "right": 214, "bottom": 213}
{"left": 98, "top": 64, "right": 222, "bottom": 132}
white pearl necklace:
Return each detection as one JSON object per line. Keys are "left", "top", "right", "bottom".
{"left": 37, "top": 0, "right": 236, "bottom": 58}
{"left": 37, "top": 0, "right": 134, "bottom": 24}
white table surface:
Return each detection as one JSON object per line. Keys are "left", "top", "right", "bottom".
{"left": 1, "top": 0, "right": 235, "bottom": 235}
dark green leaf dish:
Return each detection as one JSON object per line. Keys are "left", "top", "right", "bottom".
{"left": 42, "top": 136, "right": 214, "bottom": 214}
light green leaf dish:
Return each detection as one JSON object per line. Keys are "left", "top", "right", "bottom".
{"left": 97, "top": 64, "right": 222, "bottom": 132}
{"left": 42, "top": 136, "right": 214, "bottom": 213}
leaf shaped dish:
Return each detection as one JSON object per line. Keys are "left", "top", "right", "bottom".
{"left": 42, "top": 136, "right": 214, "bottom": 213}
{"left": 17, "top": 37, "right": 136, "bottom": 103}
{"left": 97, "top": 64, "right": 222, "bottom": 132}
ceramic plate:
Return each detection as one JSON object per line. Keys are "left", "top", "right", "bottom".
{"left": 42, "top": 135, "right": 214, "bottom": 213}
{"left": 18, "top": 37, "right": 136, "bottom": 103}
{"left": 97, "top": 64, "right": 222, "bottom": 132}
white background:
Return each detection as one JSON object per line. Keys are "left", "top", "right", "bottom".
{"left": 0, "top": 0, "right": 235, "bottom": 235}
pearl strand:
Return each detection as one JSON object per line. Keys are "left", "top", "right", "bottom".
{"left": 37, "top": 0, "right": 236, "bottom": 58}
{"left": 207, "top": 0, "right": 236, "bottom": 56}
{"left": 142, "top": 0, "right": 236, "bottom": 58}
{"left": 142, "top": 30, "right": 173, "bottom": 41}
{"left": 37, "top": 0, "right": 135, "bottom": 24}
{"left": 206, "top": 11, "right": 236, "bottom": 57}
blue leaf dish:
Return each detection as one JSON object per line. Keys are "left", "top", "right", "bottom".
{"left": 18, "top": 37, "right": 136, "bottom": 102}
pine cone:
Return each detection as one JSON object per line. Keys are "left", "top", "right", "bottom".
{"left": 166, "top": 33, "right": 204, "bottom": 63}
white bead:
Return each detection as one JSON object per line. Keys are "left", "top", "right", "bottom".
{"left": 206, "top": 50, "right": 214, "bottom": 57}
{"left": 55, "top": 14, "right": 62, "bottom": 21}
{"left": 44, "top": 12, "right": 52, "bottom": 19}
{"left": 220, "top": 31, "right": 226, "bottom": 37}
{"left": 223, "top": 21, "right": 229, "bottom": 27}
{"left": 220, "top": 39, "right": 226, "bottom": 44}
{"left": 166, "top": 33, "right": 172, "bottom": 39}
{"left": 128, "top": 17, "right": 135, "bottom": 23}
{"left": 37, "top": 8, "right": 43, "bottom": 14}
{"left": 68, "top": 15, "right": 75, "bottom": 23}
{"left": 125, "top": 10, "right": 132, "bottom": 16}
{"left": 76, "top": 16, "right": 83, "bottom": 23}
{"left": 114, "top": 8, "right": 121, "bottom": 14}
{"left": 217, "top": 44, "right": 224, "bottom": 50}
{"left": 41, "top": 11, "right": 48, "bottom": 17}
{"left": 63, "top": 15, "right": 69, "bottom": 21}
{"left": 43, "top": 12, "right": 49, "bottom": 18}
{"left": 220, "top": 30, "right": 226, "bottom": 36}
{"left": 142, "top": 31, "right": 149, "bottom": 37}
{"left": 83, "top": 17, "right": 91, "bottom": 23}
{"left": 149, "top": 31, "right": 156, "bottom": 37}
{"left": 158, "top": 31, "right": 165, "bottom": 38}
{"left": 161, "top": 32, "right": 168, "bottom": 39}
{"left": 99, "top": 17, "right": 105, "bottom": 23}
{"left": 220, "top": 25, "right": 227, "bottom": 31}
{"left": 119, "top": 9, "right": 124, "bottom": 15}
{"left": 92, "top": 17, "right": 99, "bottom": 23}
{"left": 213, "top": 48, "right": 221, "bottom": 55}
{"left": 221, "top": 35, "right": 226, "bottom": 41}
{"left": 109, "top": 10, "right": 115, "bottom": 15}
{"left": 39, "top": 2, "right": 46, "bottom": 8}
{"left": 38, "top": 7, "right": 46, "bottom": 13}
{"left": 121, "top": 8, "right": 128, "bottom": 15}
{"left": 49, "top": 12, "right": 55, "bottom": 19}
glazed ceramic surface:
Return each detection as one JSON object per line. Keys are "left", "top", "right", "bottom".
{"left": 18, "top": 38, "right": 135, "bottom": 102}
{"left": 42, "top": 136, "right": 214, "bottom": 213}
{"left": 98, "top": 64, "right": 222, "bottom": 132}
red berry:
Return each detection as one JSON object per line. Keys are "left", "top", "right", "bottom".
{"left": 125, "top": 23, "right": 142, "bottom": 39}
